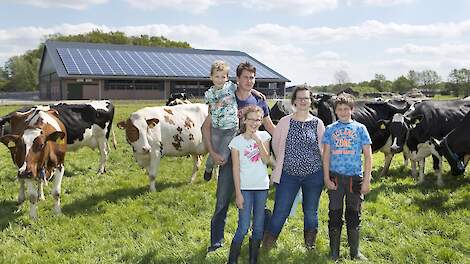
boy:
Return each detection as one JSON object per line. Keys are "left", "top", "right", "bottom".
{"left": 322, "top": 93, "right": 372, "bottom": 261}
{"left": 203, "top": 61, "right": 265, "bottom": 181}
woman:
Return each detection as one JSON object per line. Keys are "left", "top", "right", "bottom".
{"left": 263, "top": 86, "right": 325, "bottom": 250}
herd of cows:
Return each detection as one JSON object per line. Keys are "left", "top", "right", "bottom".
{"left": 0, "top": 92, "right": 469, "bottom": 219}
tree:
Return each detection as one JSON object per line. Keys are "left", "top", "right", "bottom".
{"left": 334, "top": 70, "right": 350, "bottom": 87}
{"left": 449, "top": 68, "right": 470, "bottom": 96}
{"left": 418, "top": 69, "right": 441, "bottom": 91}
{"left": 3, "top": 55, "right": 38, "bottom": 91}
{"left": 370, "top": 73, "right": 387, "bottom": 92}
{"left": 406, "top": 70, "right": 419, "bottom": 87}
{"left": 392, "top": 76, "right": 414, "bottom": 94}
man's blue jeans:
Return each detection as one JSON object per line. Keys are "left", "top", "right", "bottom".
{"left": 267, "top": 169, "right": 324, "bottom": 236}
{"left": 232, "top": 190, "right": 268, "bottom": 244}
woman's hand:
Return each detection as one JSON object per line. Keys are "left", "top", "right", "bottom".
{"left": 325, "top": 178, "right": 337, "bottom": 190}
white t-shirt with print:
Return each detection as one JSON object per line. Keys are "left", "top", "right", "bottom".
{"left": 228, "top": 130, "right": 271, "bottom": 190}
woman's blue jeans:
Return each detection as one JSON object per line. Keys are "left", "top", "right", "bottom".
{"left": 232, "top": 190, "right": 268, "bottom": 244}
{"left": 267, "top": 170, "right": 324, "bottom": 236}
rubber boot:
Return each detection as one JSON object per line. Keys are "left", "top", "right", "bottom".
{"left": 347, "top": 227, "right": 368, "bottom": 261}
{"left": 262, "top": 232, "right": 277, "bottom": 251}
{"left": 227, "top": 241, "right": 242, "bottom": 264}
{"left": 249, "top": 237, "right": 261, "bottom": 264}
{"left": 329, "top": 227, "right": 341, "bottom": 261}
{"left": 304, "top": 229, "right": 317, "bottom": 250}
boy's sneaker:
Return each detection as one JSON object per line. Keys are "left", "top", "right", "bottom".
{"left": 207, "top": 242, "right": 223, "bottom": 253}
{"left": 204, "top": 170, "right": 212, "bottom": 181}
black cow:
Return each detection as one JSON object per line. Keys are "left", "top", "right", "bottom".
{"left": 269, "top": 100, "right": 295, "bottom": 125}
{"left": 387, "top": 100, "right": 470, "bottom": 185}
{"left": 313, "top": 94, "right": 411, "bottom": 176}
{"left": 0, "top": 100, "right": 115, "bottom": 174}
{"left": 430, "top": 111, "right": 470, "bottom": 176}
{"left": 166, "top": 93, "right": 190, "bottom": 106}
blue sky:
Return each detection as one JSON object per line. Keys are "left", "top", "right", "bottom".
{"left": 1, "top": 0, "right": 470, "bottom": 85}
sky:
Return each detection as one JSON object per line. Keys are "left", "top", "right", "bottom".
{"left": 1, "top": 0, "right": 470, "bottom": 85}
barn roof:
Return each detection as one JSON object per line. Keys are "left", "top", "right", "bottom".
{"left": 41, "top": 40, "right": 290, "bottom": 82}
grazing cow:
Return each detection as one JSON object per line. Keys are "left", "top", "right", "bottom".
{"left": 269, "top": 100, "right": 295, "bottom": 125}
{"left": 117, "top": 103, "right": 208, "bottom": 191}
{"left": 0, "top": 101, "right": 115, "bottom": 174}
{"left": 387, "top": 100, "right": 470, "bottom": 185}
{"left": 429, "top": 111, "right": 470, "bottom": 176}
{"left": 313, "top": 94, "right": 411, "bottom": 176}
{"left": 166, "top": 93, "right": 191, "bottom": 106}
{"left": 0, "top": 109, "right": 67, "bottom": 219}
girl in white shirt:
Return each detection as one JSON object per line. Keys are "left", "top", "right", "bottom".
{"left": 227, "top": 105, "right": 271, "bottom": 264}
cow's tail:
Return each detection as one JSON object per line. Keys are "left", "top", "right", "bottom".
{"left": 112, "top": 130, "right": 117, "bottom": 150}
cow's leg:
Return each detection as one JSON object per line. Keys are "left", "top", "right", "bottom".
{"left": 464, "top": 154, "right": 470, "bottom": 168}
{"left": 26, "top": 179, "right": 38, "bottom": 219}
{"left": 433, "top": 155, "right": 444, "bottom": 187}
{"left": 97, "top": 138, "right": 108, "bottom": 174}
{"left": 411, "top": 160, "right": 417, "bottom": 178}
{"left": 380, "top": 153, "right": 393, "bottom": 177}
{"left": 190, "top": 155, "right": 201, "bottom": 183}
{"left": 418, "top": 159, "right": 425, "bottom": 184}
{"left": 52, "top": 165, "right": 65, "bottom": 214}
{"left": 17, "top": 178, "right": 26, "bottom": 206}
{"left": 147, "top": 151, "right": 161, "bottom": 192}
{"left": 38, "top": 180, "right": 45, "bottom": 201}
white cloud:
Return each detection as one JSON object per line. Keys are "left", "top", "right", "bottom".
{"left": 125, "top": 0, "right": 337, "bottom": 15}
{"left": 361, "top": 0, "right": 414, "bottom": 6}
{"left": 15, "top": 0, "right": 107, "bottom": 10}
{"left": 240, "top": 0, "right": 338, "bottom": 15}
{"left": 124, "top": 0, "right": 217, "bottom": 13}
{"left": 386, "top": 43, "right": 470, "bottom": 58}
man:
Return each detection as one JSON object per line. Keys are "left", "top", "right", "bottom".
{"left": 204, "top": 61, "right": 275, "bottom": 252}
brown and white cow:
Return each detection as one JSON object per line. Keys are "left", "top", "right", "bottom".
{"left": 0, "top": 108, "right": 67, "bottom": 219}
{"left": 118, "top": 103, "right": 208, "bottom": 191}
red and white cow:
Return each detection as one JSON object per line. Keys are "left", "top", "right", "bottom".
{"left": 118, "top": 103, "right": 208, "bottom": 191}
{"left": 0, "top": 109, "right": 67, "bottom": 219}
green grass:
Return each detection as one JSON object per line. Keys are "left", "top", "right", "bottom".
{"left": 0, "top": 102, "right": 469, "bottom": 263}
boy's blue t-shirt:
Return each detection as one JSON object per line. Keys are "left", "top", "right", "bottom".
{"left": 322, "top": 120, "right": 372, "bottom": 177}
{"left": 236, "top": 94, "right": 270, "bottom": 118}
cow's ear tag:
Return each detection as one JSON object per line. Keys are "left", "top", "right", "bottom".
{"left": 7, "top": 141, "right": 15, "bottom": 148}
{"left": 380, "top": 123, "right": 386, "bottom": 130}
{"left": 56, "top": 138, "right": 64, "bottom": 144}
{"left": 148, "top": 122, "right": 156, "bottom": 128}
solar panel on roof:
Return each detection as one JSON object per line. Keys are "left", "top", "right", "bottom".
{"left": 56, "top": 47, "right": 284, "bottom": 80}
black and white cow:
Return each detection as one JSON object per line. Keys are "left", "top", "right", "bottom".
{"left": 0, "top": 100, "right": 115, "bottom": 174}
{"left": 166, "top": 93, "right": 191, "bottom": 106}
{"left": 429, "top": 111, "right": 470, "bottom": 176}
{"left": 313, "top": 94, "right": 411, "bottom": 176}
{"left": 387, "top": 100, "right": 470, "bottom": 185}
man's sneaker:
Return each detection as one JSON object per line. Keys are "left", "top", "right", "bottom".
{"left": 204, "top": 170, "right": 212, "bottom": 181}
{"left": 207, "top": 242, "right": 223, "bottom": 253}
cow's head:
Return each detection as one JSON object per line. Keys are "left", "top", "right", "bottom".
{"left": 118, "top": 115, "right": 159, "bottom": 154}
{"left": 0, "top": 110, "right": 65, "bottom": 178}
{"left": 429, "top": 137, "right": 465, "bottom": 176}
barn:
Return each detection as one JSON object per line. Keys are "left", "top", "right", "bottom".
{"left": 38, "top": 40, "right": 290, "bottom": 100}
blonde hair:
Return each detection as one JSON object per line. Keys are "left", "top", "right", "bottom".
{"left": 210, "top": 60, "right": 230, "bottom": 76}
{"left": 240, "top": 105, "right": 264, "bottom": 133}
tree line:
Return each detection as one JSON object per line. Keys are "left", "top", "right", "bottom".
{"left": 0, "top": 30, "right": 191, "bottom": 92}
{"left": 317, "top": 68, "right": 470, "bottom": 97}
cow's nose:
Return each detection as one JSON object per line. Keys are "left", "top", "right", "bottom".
{"left": 391, "top": 146, "right": 402, "bottom": 153}
{"left": 142, "top": 146, "right": 151, "bottom": 153}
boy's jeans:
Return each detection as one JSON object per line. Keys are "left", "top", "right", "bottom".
{"left": 205, "top": 126, "right": 237, "bottom": 172}
{"left": 267, "top": 170, "right": 324, "bottom": 236}
{"left": 209, "top": 127, "right": 237, "bottom": 247}
{"left": 232, "top": 190, "right": 268, "bottom": 244}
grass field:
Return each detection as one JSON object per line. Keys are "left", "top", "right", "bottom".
{"left": 0, "top": 101, "right": 469, "bottom": 264}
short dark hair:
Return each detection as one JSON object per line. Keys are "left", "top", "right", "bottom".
{"left": 291, "top": 86, "right": 310, "bottom": 105}
{"left": 236, "top": 61, "right": 256, "bottom": 77}
{"left": 334, "top": 93, "right": 355, "bottom": 110}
